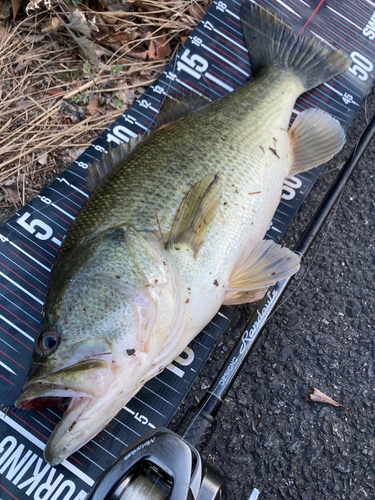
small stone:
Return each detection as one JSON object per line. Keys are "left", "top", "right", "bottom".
{"left": 278, "top": 346, "right": 293, "bottom": 362}
{"left": 298, "top": 387, "right": 309, "bottom": 398}
{"left": 268, "top": 380, "right": 284, "bottom": 391}
{"left": 254, "top": 387, "right": 266, "bottom": 404}
{"left": 321, "top": 422, "right": 330, "bottom": 433}
{"left": 345, "top": 299, "right": 360, "bottom": 318}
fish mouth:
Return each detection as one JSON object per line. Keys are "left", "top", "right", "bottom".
{"left": 15, "top": 358, "right": 112, "bottom": 412}
{"left": 15, "top": 358, "right": 114, "bottom": 465}
{"left": 15, "top": 383, "right": 93, "bottom": 411}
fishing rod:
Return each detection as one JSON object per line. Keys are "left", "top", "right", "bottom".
{"left": 87, "top": 112, "right": 375, "bottom": 500}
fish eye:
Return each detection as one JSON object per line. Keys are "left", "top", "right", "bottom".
{"left": 39, "top": 330, "right": 59, "bottom": 355}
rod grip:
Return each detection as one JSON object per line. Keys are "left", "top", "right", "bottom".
{"left": 177, "top": 407, "right": 216, "bottom": 448}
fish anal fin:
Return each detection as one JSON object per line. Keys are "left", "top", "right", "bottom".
{"left": 288, "top": 108, "right": 345, "bottom": 177}
{"left": 155, "top": 93, "right": 210, "bottom": 131}
{"left": 87, "top": 133, "right": 150, "bottom": 191}
{"left": 223, "top": 287, "right": 269, "bottom": 306}
{"left": 168, "top": 173, "right": 222, "bottom": 253}
{"left": 224, "top": 240, "right": 300, "bottom": 305}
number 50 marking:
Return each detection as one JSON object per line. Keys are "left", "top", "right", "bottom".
{"left": 348, "top": 51, "right": 373, "bottom": 81}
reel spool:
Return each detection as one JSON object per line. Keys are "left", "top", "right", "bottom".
{"left": 87, "top": 428, "right": 226, "bottom": 500}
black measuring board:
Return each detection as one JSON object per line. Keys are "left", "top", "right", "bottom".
{"left": 0, "top": 0, "right": 374, "bottom": 497}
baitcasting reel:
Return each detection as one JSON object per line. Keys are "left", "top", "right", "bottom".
{"left": 87, "top": 428, "right": 229, "bottom": 500}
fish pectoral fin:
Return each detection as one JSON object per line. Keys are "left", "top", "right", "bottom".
{"left": 87, "top": 133, "right": 150, "bottom": 191}
{"left": 288, "top": 108, "right": 345, "bottom": 177}
{"left": 224, "top": 240, "right": 300, "bottom": 305}
{"left": 155, "top": 92, "right": 210, "bottom": 131}
{"left": 167, "top": 173, "right": 222, "bottom": 253}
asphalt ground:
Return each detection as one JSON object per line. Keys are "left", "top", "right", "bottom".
{"left": 171, "top": 87, "right": 375, "bottom": 500}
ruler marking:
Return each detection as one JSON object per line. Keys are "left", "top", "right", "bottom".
{"left": 0, "top": 292, "right": 40, "bottom": 323}
{"left": 0, "top": 361, "right": 16, "bottom": 375}
{"left": 8, "top": 242, "right": 51, "bottom": 272}
{"left": 0, "top": 271, "right": 44, "bottom": 305}
{"left": 132, "top": 395, "right": 167, "bottom": 418}
{"left": 201, "top": 43, "right": 249, "bottom": 76}
{"left": 0, "top": 254, "right": 47, "bottom": 290}
{"left": 0, "top": 314, "right": 34, "bottom": 342}
{"left": 6, "top": 223, "right": 56, "bottom": 259}
{"left": 51, "top": 203, "right": 75, "bottom": 221}
{"left": 205, "top": 72, "right": 235, "bottom": 91}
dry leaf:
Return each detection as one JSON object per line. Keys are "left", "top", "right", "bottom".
{"left": 116, "top": 89, "right": 135, "bottom": 107}
{"left": 107, "top": 3, "right": 132, "bottom": 13}
{"left": 306, "top": 387, "right": 344, "bottom": 407}
{"left": 106, "top": 31, "right": 140, "bottom": 44}
{"left": 11, "top": 0, "right": 23, "bottom": 19}
{"left": 42, "top": 17, "right": 63, "bottom": 33}
{"left": 188, "top": 3, "right": 205, "bottom": 21}
{"left": 126, "top": 64, "right": 142, "bottom": 74}
{"left": 3, "top": 178, "right": 16, "bottom": 187}
{"left": 148, "top": 39, "right": 156, "bottom": 60}
{"left": 24, "top": 33, "right": 46, "bottom": 43}
{"left": 0, "top": 24, "right": 10, "bottom": 46}
{"left": 0, "top": 0, "right": 11, "bottom": 19}
{"left": 154, "top": 33, "right": 170, "bottom": 60}
{"left": 60, "top": 100, "right": 84, "bottom": 124}
{"left": 87, "top": 95, "right": 98, "bottom": 117}
{"left": 45, "top": 88, "right": 64, "bottom": 96}
{"left": 132, "top": 0, "right": 155, "bottom": 12}
{"left": 14, "top": 100, "right": 29, "bottom": 107}
{"left": 37, "top": 153, "right": 48, "bottom": 165}
{"left": 128, "top": 48, "right": 149, "bottom": 60}
{"left": 3, "top": 188, "right": 19, "bottom": 206}
{"left": 13, "top": 60, "right": 32, "bottom": 73}
{"left": 26, "top": 0, "right": 51, "bottom": 13}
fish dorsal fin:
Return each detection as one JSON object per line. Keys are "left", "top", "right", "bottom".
{"left": 224, "top": 240, "right": 300, "bottom": 305}
{"left": 168, "top": 173, "right": 222, "bottom": 253}
{"left": 87, "top": 133, "right": 150, "bottom": 191}
{"left": 155, "top": 93, "right": 210, "bottom": 131}
{"left": 288, "top": 108, "right": 345, "bottom": 177}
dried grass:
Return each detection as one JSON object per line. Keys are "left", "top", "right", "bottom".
{"left": 0, "top": 0, "right": 209, "bottom": 219}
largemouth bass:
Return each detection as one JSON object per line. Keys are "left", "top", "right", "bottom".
{"left": 16, "top": 4, "right": 350, "bottom": 465}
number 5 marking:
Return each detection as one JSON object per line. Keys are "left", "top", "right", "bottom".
{"left": 17, "top": 212, "right": 53, "bottom": 240}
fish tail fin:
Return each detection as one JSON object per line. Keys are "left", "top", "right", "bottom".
{"left": 241, "top": 3, "right": 351, "bottom": 91}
